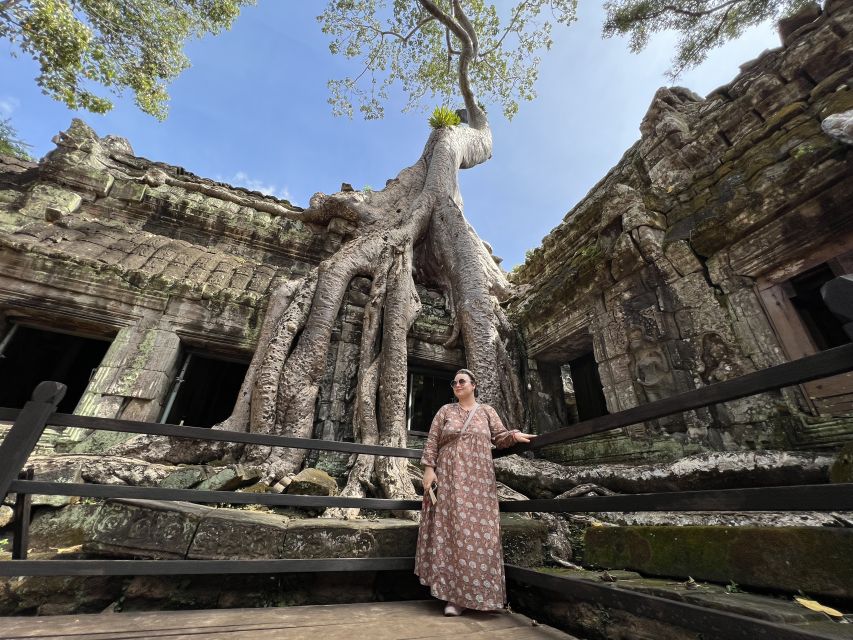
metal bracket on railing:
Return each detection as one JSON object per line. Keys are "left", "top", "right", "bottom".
{"left": 0, "top": 381, "right": 66, "bottom": 500}
{"left": 12, "top": 467, "right": 34, "bottom": 560}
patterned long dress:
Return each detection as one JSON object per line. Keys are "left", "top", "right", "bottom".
{"left": 415, "top": 402, "right": 519, "bottom": 610}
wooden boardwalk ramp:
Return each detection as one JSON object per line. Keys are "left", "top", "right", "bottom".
{"left": 0, "top": 600, "right": 580, "bottom": 639}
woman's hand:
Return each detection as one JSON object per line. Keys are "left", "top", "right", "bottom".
{"left": 423, "top": 466, "right": 437, "bottom": 493}
{"left": 512, "top": 431, "right": 537, "bottom": 444}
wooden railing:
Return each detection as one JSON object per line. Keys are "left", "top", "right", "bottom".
{"left": 1, "top": 341, "right": 853, "bottom": 640}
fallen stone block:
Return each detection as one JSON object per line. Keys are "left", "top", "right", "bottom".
{"left": 85, "top": 499, "right": 212, "bottom": 559}
{"left": 585, "top": 525, "right": 853, "bottom": 600}
{"left": 81, "top": 499, "right": 547, "bottom": 567}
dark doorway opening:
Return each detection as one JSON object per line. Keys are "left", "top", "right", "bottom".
{"left": 0, "top": 324, "right": 111, "bottom": 413}
{"left": 566, "top": 351, "right": 609, "bottom": 422}
{"left": 536, "top": 361, "right": 576, "bottom": 429}
{"left": 407, "top": 365, "right": 455, "bottom": 434}
{"left": 160, "top": 352, "right": 249, "bottom": 428}
{"left": 789, "top": 263, "right": 851, "bottom": 351}
{"left": 536, "top": 351, "right": 608, "bottom": 429}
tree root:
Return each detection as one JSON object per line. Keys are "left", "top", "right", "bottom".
{"left": 555, "top": 484, "right": 618, "bottom": 498}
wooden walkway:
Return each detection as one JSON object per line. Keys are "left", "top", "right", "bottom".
{"left": 0, "top": 600, "right": 580, "bottom": 639}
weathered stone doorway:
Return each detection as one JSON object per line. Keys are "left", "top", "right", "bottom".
{"left": 535, "top": 352, "right": 608, "bottom": 430}
{"left": 0, "top": 323, "right": 111, "bottom": 413}
{"left": 406, "top": 364, "right": 455, "bottom": 434}
{"left": 566, "top": 352, "right": 609, "bottom": 422}
{"left": 788, "top": 263, "right": 850, "bottom": 351}
{"left": 758, "top": 251, "right": 853, "bottom": 419}
{"left": 159, "top": 351, "right": 249, "bottom": 428}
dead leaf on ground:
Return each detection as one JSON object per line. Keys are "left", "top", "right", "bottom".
{"left": 794, "top": 596, "right": 844, "bottom": 618}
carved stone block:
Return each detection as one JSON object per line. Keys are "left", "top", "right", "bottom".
{"left": 87, "top": 499, "right": 211, "bottom": 559}
{"left": 109, "top": 179, "right": 147, "bottom": 202}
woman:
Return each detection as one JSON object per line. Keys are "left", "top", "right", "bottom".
{"left": 415, "top": 368, "right": 536, "bottom": 616}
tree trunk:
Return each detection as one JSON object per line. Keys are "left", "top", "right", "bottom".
{"left": 106, "top": 1, "right": 524, "bottom": 517}
{"left": 217, "top": 118, "right": 524, "bottom": 515}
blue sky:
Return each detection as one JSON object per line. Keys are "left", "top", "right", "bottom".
{"left": 0, "top": 2, "right": 781, "bottom": 269}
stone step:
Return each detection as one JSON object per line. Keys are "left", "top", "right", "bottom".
{"left": 0, "top": 500, "right": 547, "bottom": 615}
{"left": 509, "top": 567, "right": 853, "bottom": 639}
{"left": 83, "top": 499, "right": 546, "bottom": 566}
{"left": 584, "top": 525, "right": 853, "bottom": 601}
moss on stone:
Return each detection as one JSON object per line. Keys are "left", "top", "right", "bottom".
{"left": 585, "top": 525, "right": 853, "bottom": 600}
{"left": 830, "top": 442, "right": 853, "bottom": 483}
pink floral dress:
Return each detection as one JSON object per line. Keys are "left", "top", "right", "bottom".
{"left": 415, "top": 402, "right": 519, "bottom": 610}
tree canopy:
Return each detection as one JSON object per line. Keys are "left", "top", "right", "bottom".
{"left": 0, "top": 117, "right": 32, "bottom": 159}
{"left": 0, "top": 0, "right": 253, "bottom": 120}
{"left": 603, "top": 0, "right": 812, "bottom": 78}
{"left": 319, "top": 0, "right": 578, "bottom": 121}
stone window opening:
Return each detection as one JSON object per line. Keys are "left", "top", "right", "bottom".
{"left": 406, "top": 364, "right": 455, "bottom": 435}
{"left": 567, "top": 352, "right": 610, "bottom": 422}
{"left": 757, "top": 251, "right": 853, "bottom": 417}
{"left": 0, "top": 322, "right": 112, "bottom": 413}
{"left": 159, "top": 350, "right": 249, "bottom": 428}
{"left": 535, "top": 351, "right": 609, "bottom": 431}
{"left": 787, "top": 263, "right": 850, "bottom": 351}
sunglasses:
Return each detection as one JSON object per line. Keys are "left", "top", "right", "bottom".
{"left": 450, "top": 379, "right": 471, "bottom": 388}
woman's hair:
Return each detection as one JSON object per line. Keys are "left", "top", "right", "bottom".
{"left": 455, "top": 368, "right": 479, "bottom": 397}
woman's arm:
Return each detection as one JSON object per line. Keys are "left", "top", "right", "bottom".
{"left": 485, "top": 405, "right": 537, "bottom": 449}
{"left": 421, "top": 405, "right": 446, "bottom": 493}
{"left": 421, "top": 405, "right": 445, "bottom": 468}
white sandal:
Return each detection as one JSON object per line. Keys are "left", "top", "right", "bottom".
{"left": 443, "top": 602, "right": 465, "bottom": 616}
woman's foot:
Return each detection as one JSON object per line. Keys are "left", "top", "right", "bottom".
{"left": 443, "top": 602, "right": 465, "bottom": 616}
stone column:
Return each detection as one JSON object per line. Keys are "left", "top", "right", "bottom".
{"left": 71, "top": 322, "right": 181, "bottom": 451}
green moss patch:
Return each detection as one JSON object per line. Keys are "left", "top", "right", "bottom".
{"left": 585, "top": 525, "right": 853, "bottom": 601}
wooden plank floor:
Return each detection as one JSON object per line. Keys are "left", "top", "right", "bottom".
{"left": 0, "top": 600, "right": 581, "bottom": 639}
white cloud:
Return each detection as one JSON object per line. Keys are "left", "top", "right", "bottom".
{"left": 218, "top": 170, "right": 292, "bottom": 201}
{"left": 0, "top": 97, "right": 20, "bottom": 118}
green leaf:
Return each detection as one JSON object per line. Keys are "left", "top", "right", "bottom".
{"left": 3, "top": 0, "right": 255, "bottom": 119}
{"left": 428, "top": 105, "right": 461, "bottom": 128}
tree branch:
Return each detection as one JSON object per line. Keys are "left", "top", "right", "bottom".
{"left": 0, "top": 0, "right": 24, "bottom": 13}
{"left": 480, "top": 0, "right": 534, "bottom": 57}
{"left": 353, "top": 15, "right": 435, "bottom": 45}
{"left": 668, "top": 1, "right": 736, "bottom": 77}
{"left": 452, "top": 0, "right": 478, "bottom": 59}
{"left": 417, "top": 0, "right": 487, "bottom": 129}
{"left": 660, "top": 0, "right": 742, "bottom": 18}
{"left": 445, "top": 25, "right": 453, "bottom": 74}
{"left": 418, "top": 0, "right": 469, "bottom": 45}
{"left": 612, "top": 0, "right": 743, "bottom": 26}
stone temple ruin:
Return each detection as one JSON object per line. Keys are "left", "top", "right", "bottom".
{"left": 0, "top": 1, "right": 852, "bottom": 632}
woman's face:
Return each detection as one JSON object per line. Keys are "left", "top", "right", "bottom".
{"left": 451, "top": 373, "right": 475, "bottom": 402}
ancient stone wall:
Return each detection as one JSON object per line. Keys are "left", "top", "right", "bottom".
{"left": 2, "top": 3, "right": 851, "bottom": 469}
{"left": 0, "top": 121, "right": 457, "bottom": 458}
{"left": 508, "top": 1, "right": 853, "bottom": 464}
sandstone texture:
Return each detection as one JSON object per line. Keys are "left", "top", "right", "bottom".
{"left": 83, "top": 498, "right": 546, "bottom": 566}
{"left": 584, "top": 525, "right": 853, "bottom": 600}
{"left": 0, "top": 120, "right": 458, "bottom": 455}
{"left": 494, "top": 451, "right": 834, "bottom": 497}
{"left": 509, "top": 566, "right": 851, "bottom": 640}
{"left": 509, "top": 2, "right": 853, "bottom": 464}
{"left": 831, "top": 441, "right": 853, "bottom": 483}
{"left": 0, "top": 455, "right": 260, "bottom": 508}
{"left": 286, "top": 467, "right": 339, "bottom": 496}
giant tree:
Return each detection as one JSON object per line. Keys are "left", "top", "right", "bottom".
{"left": 109, "top": 0, "right": 811, "bottom": 514}
{"left": 159, "top": 0, "right": 577, "bottom": 516}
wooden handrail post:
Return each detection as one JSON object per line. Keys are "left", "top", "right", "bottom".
{"left": 11, "top": 467, "right": 34, "bottom": 560}
{"left": 0, "top": 381, "right": 66, "bottom": 500}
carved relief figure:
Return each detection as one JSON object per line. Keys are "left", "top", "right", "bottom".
{"left": 628, "top": 326, "right": 675, "bottom": 403}
{"left": 700, "top": 332, "right": 744, "bottom": 385}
